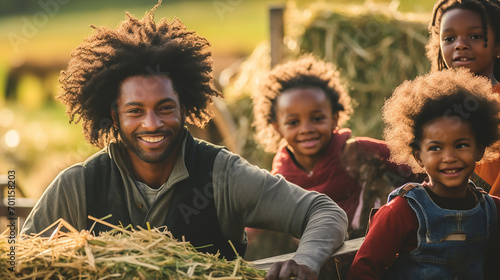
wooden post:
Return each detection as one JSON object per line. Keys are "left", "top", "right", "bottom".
{"left": 269, "top": 5, "right": 284, "bottom": 68}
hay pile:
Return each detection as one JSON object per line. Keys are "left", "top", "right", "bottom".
{"left": 1, "top": 217, "right": 266, "bottom": 279}
{"left": 288, "top": 2, "right": 431, "bottom": 138}
{"left": 222, "top": 2, "right": 432, "bottom": 171}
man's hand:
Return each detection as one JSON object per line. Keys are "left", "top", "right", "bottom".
{"left": 265, "top": 260, "right": 318, "bottom": 280}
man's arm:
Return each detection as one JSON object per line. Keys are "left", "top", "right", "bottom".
{"left": 212, "top": 149, "right": 348, "bottom": 276}
{"left": 21, "top": 165, "right": 87, "bottom": 236}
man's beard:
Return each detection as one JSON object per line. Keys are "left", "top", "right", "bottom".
{"left": 118, "top": 124, "right": 186, "bottom": 164}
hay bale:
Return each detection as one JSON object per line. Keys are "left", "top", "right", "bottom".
{"left": 1, "top": 217, "right": 266, "bottom": 279}
{"left": 223, "top": 3, "right": 431, "bottom": 168}
{"left": 290, "top": 2, "right": 431, "bottom": 138}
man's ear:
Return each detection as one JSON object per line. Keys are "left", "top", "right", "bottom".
{"left": 181, "top": 105, "right": 187, "bottom": 124}
{"left": 413, "top": 149, "right": 424, "bottom": 168}
{"left": 111, "top": 109, "right": 119, "bottom": 129}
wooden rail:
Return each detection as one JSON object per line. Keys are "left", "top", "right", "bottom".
{"left": 252, "top": 237, "right": 363, "bottom": 280}
{"left": 0, "top": 175, "right": 36, "bottom": 229}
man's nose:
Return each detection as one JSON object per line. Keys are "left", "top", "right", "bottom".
{"left": 142, "top": 111, "right": 162, "bottom": 130}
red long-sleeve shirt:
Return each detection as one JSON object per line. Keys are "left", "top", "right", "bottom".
{"left": 348, "top": 190, "right": 500, "bottom": 280}
{"left": 475, "top": 83, "right": 500, "bottom": 196}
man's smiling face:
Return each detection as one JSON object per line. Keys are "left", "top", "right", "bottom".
{"left": 113, "top": 75, "right": 185, "bottom": 164}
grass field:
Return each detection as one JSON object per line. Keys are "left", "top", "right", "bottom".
{"left": 0, "top": 0, "right": 274, "bottom": 66}
{"left": 0, "top": 0, "right": 436, "bottom": 64}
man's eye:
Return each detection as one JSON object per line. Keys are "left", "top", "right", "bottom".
{"left": 159, "top": 105, "right": 174, "bottom": 111}
{"left": 127, "top": 109, "right": 141, "bottom": 114}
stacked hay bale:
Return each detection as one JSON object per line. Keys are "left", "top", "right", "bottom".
{"left": 291, "top": 2, "right": 430, "bottom": 138}
{"left": 225, "top": 3, "right": 431, "bottom": 167}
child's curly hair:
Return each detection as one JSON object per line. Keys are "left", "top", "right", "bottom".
{"left": 57, "top": 1, "right": 220, "bottom": 148}
{"left": 382, "top": 68, "right": 500, "bottom": 173}
{"left": 252, "top": 54, "right": 353, "bottom": 153}
{"left": 426, "top": 0, "right": 500, "bottom": 80}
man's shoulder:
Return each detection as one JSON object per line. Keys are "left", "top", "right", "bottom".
{"left": 82, "top": 146, "right": 111, "bottom": 166}
{"left": 57, "top": 148, "right": 111, "bottom": 179}
{"left": 192, "top": 136, "right": 226, "bottom": 151}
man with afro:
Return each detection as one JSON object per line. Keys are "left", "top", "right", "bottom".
{"left": 20, "top": 2, "right": 348, "bottom": 279}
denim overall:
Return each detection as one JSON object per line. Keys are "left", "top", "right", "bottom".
{"left": 385, "top": 183, "right": 497, "bottom": 280}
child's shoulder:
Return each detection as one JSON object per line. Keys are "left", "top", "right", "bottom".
{"left": 347, "top": 133, "right": 389, "bottom": 154}
{"left": 489, "top": 194, "right": 500, "bottom": 211}
{"left": 372, "top": 191, "right": 416, "bottom": 224}
{"left": 388, "top": 183, "right": 422, "bottom": 200}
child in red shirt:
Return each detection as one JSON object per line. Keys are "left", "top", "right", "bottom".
{"left": 251, "top": 55, "right": 417, "bottom": 237}
{"left": 348, "top": 68, "right": 500, "bottom": 279}
{"left": 425, "top": 0, "right": 500, "bottom": 194}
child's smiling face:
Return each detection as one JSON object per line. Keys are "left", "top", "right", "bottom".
{"left": 274, "top": 87, "right": 338, "bottom": 169}
{"left": 413, "top": 116, "right": 484, "bottom": 198}
{"left": 439, "top": 8, "right": 499, "bottom": 81}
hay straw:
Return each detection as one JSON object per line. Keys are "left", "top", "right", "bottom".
{"left": 290, "top": 2, "right": 431, "bottom": 138}
{"left": 1, "top": 216, "right": 266, "bottom": 279}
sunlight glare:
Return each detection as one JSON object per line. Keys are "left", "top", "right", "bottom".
{"left": 5, "top": 129, "right": 20, "bottom": 148}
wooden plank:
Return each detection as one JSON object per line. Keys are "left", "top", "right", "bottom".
{"left": 269, "top": 5, "right": 284, "bottom": 67}
{"left": 0, "top": 175, "right": 7, "bottom": 185}
{"left": 0, "top": 174, "right": 35, "bottom": 220}
{"left": 251, "top": 237, "right": 363, "bottom": 279}
{"left": 0, "top": 205, "right": 33, "bottom": 220}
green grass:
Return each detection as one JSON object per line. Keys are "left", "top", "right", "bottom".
{"left": 0, "top": 0, "right": 437, "bottom": 64}
{"left": 0, "top": 0, "right": 276, "bottom": 64}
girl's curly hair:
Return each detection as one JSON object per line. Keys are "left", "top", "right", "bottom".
{"left": 426, "top": 0, "right": 500, "bottom": 80}
{"left": 57, "top": 1, "right": 220, "bottom": 148}
{"left": 252, "top": 54, "right": 353, "bottom": 153}
{"left": 382, "top": 68, "right": 500, "bottom": 173}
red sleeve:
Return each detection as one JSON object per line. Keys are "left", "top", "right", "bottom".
{"left": 485, "top": 195, "right": 500, "bottom": 279}
{"left": 354, "top": 137, "right": 423, "bottom": 186}
{"left": 347, "top": 196, "right": 418, "bottom": 280}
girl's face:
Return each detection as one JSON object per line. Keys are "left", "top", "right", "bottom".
{"left": 274, "top": 87, "right": 338, "bottom": 168}
{"left": 440, "top": 8, "right": 500, "bottom": 82}
{"left": 413, "top": 117, "right": 484, "bottom": 198}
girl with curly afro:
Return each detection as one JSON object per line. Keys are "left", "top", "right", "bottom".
{"left": 252, "top": 54, "right": 417, "bottom": 237}
{"left": 349, "top": 68, "right": 500, "bottom": 279}
{"left": 426, "top": 0, "right": 500, "bottom": 195}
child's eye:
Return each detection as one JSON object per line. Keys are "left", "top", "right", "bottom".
{"left": 312, "top": 116, "right": 326, "bottom": 122}
{"left": 457, "top": 143, "right": 470, "bottom": 149}
{"left": 285, "top": 120, "right": 299, "bottom": 126}
{"left": 442, "top": 36, "right": 455, "bottom": 43}
{"left": 428, "top": 145, "right": 441, "bottom": 151}
{"left": 471, "top": 34, "right": 482, "bottom": 40}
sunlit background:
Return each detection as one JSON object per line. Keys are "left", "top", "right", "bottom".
{"left": 0, "top": 0, "right": 435, "bottom": 201}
